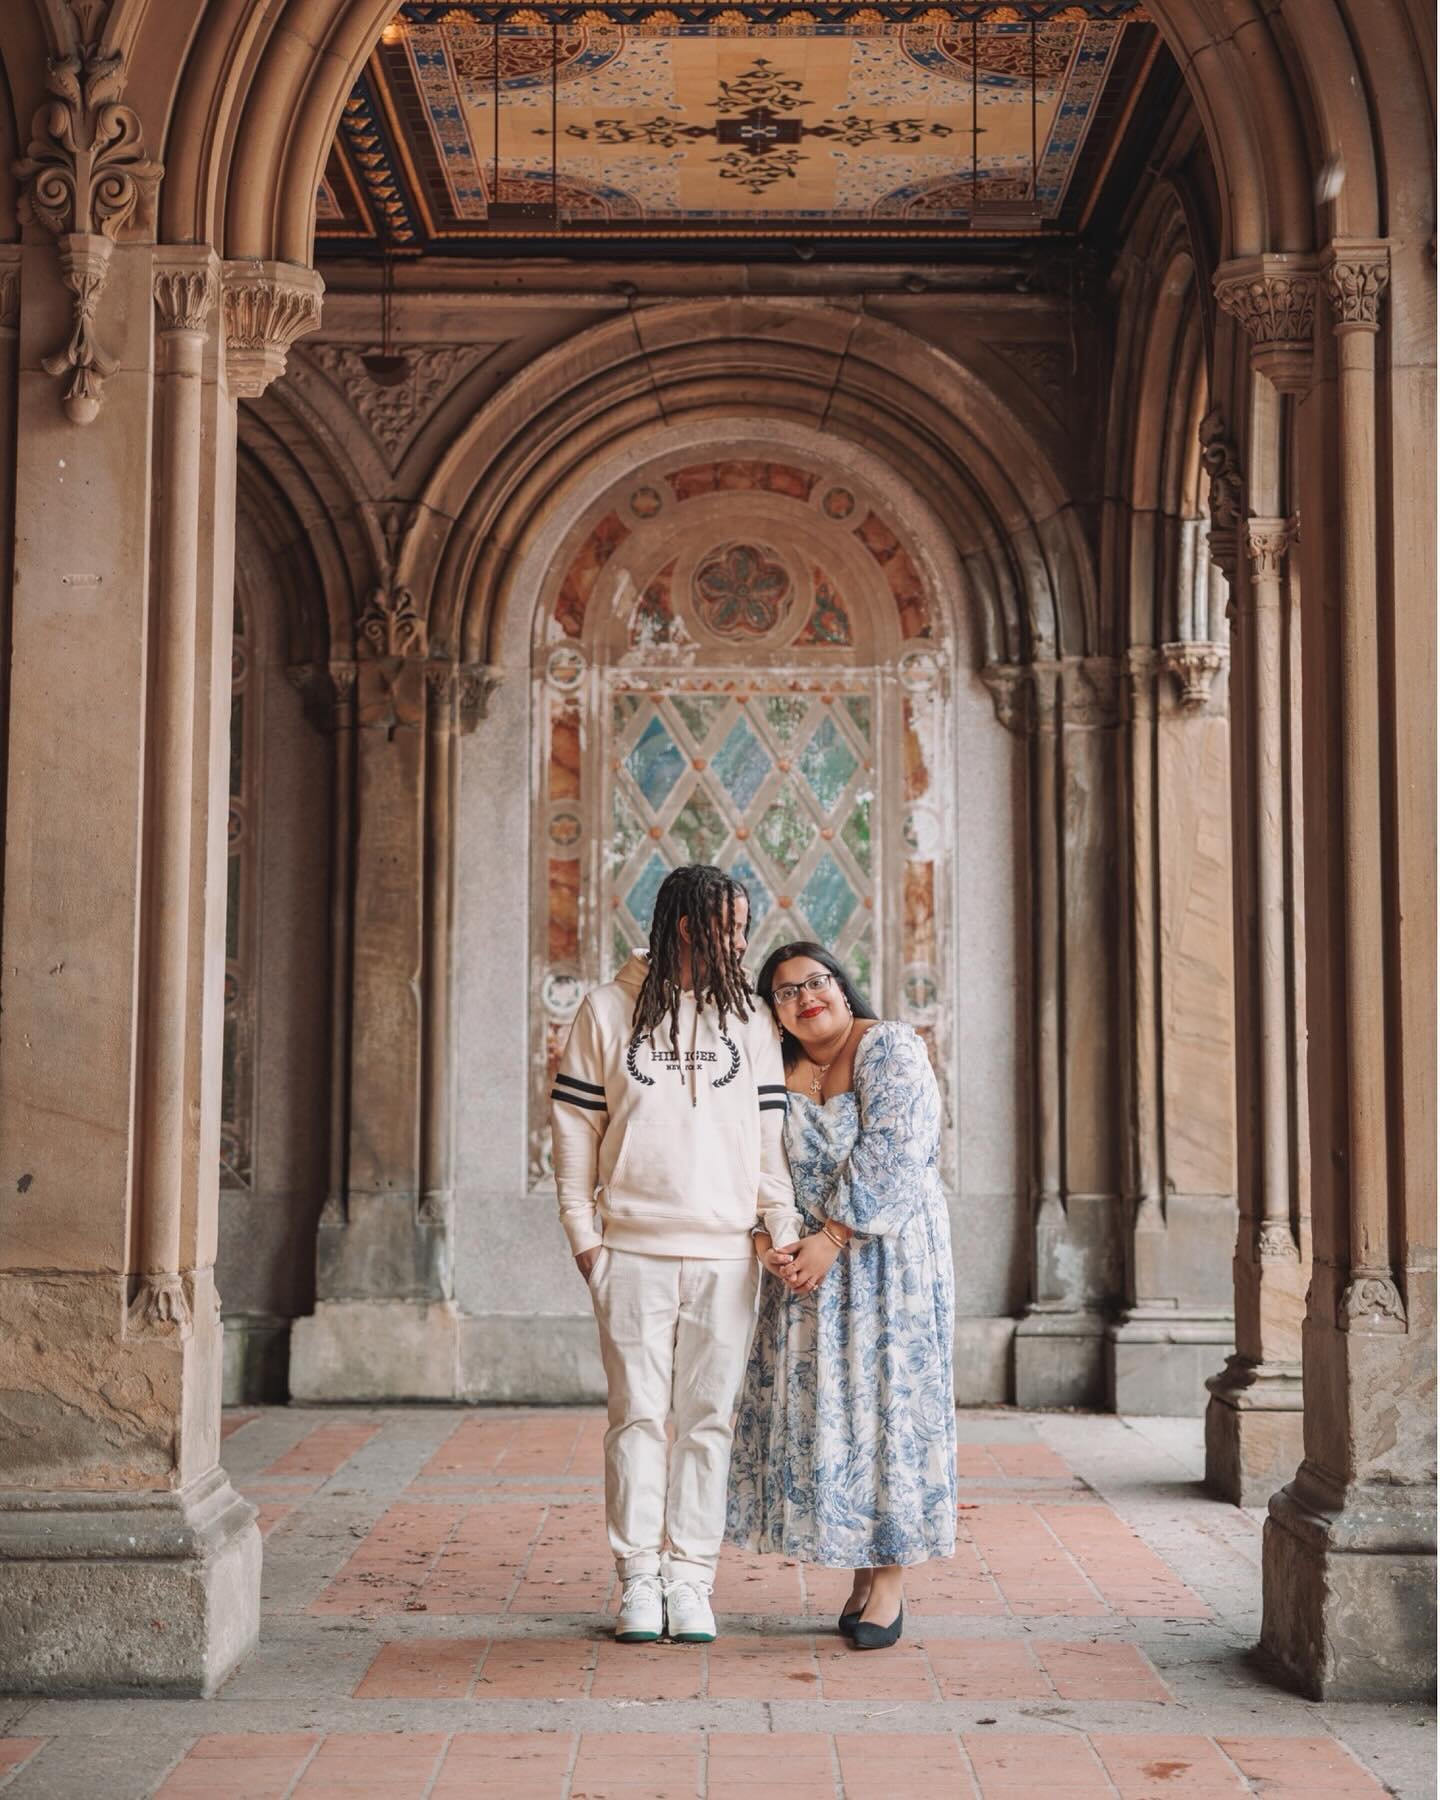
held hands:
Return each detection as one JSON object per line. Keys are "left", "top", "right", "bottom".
{"left": 754, "top": 1232, "right": 796, "bottom": 1282}
{"left": 783, "top": 1232, "right": 842, "bottom": 1296}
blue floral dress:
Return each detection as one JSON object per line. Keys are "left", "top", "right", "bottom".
{"left": 725, "top": 1021, "right": 957, "bottom": 1568}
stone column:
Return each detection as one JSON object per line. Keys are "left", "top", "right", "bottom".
{"left": 1203, "top": 269, "right": 1316, "bottom": 1504}
{"left": 1001, "top": 659, "right": 1124, "bottom": 1408}
{"left": 1260, "top": 242, "right": 1435, "bottom": 1698}
{"left": 1105, "top": 640, "right": 1238, "bottom": 1414}
{"left": 290, "top": 634, "right": 492, "bottom": 1402}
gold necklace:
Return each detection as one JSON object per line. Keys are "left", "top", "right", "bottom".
{"left": 807, "top": 1019, "right": 854, "bottom": 1099}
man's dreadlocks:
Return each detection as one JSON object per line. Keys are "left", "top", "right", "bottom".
{"left": 632, "top": 864, "right": 753, "bottom": 1061}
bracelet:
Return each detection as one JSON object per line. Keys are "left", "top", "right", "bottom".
{"left": 821, "top": 1225, "right": 849, "bottom": 1251}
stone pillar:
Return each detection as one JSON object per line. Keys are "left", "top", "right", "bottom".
{"left": 0, "top": 33, "right": 320, "bottom": 1687}
{"left": 1259, "top": 242, "right": 1436, "bottom": 1698}
{"left": 1106, "top": 640, "right": 1238, "bottom": 1414}
{"left": 289, "top": 619, "right": 492, "bottom": 1400}
{"left": 997, "top": 660, "right": 1124, "bottom": 1408}
{"left": 1203, "top": 268, "right": 1318, "bottom": 1504}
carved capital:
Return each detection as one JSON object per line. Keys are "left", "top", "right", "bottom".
{"left": 154, "top": 260, "right": 217, "bottom": 336}
{"left": 458, "top": 664, "right": 501, "bottom": 733}
{"left": 1322, "top": 240, "right": 1390, "bottom": 333}
{"left": 1245, "top": 516, "right": 1293, "bottom": 583}
{"left": 287, "top": 659, "right": 358, "bottom": 732}
{"left": 1256, "top": 1219, "right": 1299, "bottom": 1260}
{"left": 981, "top": 663, "right": 1032, "bottom": 736}
{"left": 14, "top": 39, "right": 161, "bottom": 241}
{"left": 221, "top": 260, "right": 324, "bottom": 399}
{"left": 356, "top": 583, "right": 426, "bottom": 660}
{"left": 1160, "top": 641, "right": 1228, "bottom": 711}
{"left": 1214, "top": 256, "right": 1320, "bottom": 394}
{"left": 1339, "top": 1271, "right": 1408, "bottom": 1334}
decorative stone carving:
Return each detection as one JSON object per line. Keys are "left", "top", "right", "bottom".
{"left": 458, "top": 664, "right": 500, "bottom": 732}
{"left": 287, "top": 660, "right": 358, "bottom": 732}
{"left": 1197, "top": 408, "right": 1242, "bottom": 581}
{"left": 221, "top": 261, "right": 324, "bottom": 399}
{"left": 126, "top": 1273, "right": 191, "bottom": 1336}
{"left": 357, "top": 583, "right": 426, "bottom": 659}
{"left": 305, "top": 343, "right": 492, "bottom": 466}
{"left": 1322, "top": 241, "right": 1390, "bottom": 332}
{"left": 981, "top": 663, "right": 1031, "bottom": 735}
{"left": 1214, "top": 255, "right": 1320, "bottom": 394}
{"left": 153, "top": 264, "right": 217, "bottom": 336}
{"left": 1160, "top": 641, "right": 1227, "bottom": 710}
{"left": 1246, "top": 517, "right": 1293, "bottom": 583}
{"left": 1257, "top": 1219, "right": 1299, "bottom": 1259}
{"left": 1339, "top": 1272, "right": 1408, "bottom": 1333}
{"left": 14, "top": 35, "right": 160, "bottom": 422}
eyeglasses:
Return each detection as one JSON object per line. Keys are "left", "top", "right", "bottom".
{"left": 772, "top": 972, "right": 835, "bottom": 1007}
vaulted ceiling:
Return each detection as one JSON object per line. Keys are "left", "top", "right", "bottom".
{"left": 316, "top": 1, "right": 1165, "bottom": 249}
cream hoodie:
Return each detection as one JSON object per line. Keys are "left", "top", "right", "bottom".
{"left": 550, "top": 952, "right": 803, "bottom": 1259}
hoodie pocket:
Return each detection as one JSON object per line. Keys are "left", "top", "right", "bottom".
{"left": 605, "top": 1120, "right": 754, "bottom": 1223}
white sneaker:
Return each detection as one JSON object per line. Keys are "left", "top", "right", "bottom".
{"left": 615, "top": 1574, "right": 664, "bottom": 1643}
{"left": 663, "top": 1578, "right": 716, "bottom": 1644}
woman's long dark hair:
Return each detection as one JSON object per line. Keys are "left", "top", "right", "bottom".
{"left": 755, "top": 940, "right": 877, "bottom": 1068}
{"left": 632, "top": 864, "right": 753, "bottom": 1060}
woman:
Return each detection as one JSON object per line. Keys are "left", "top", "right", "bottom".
{"left": 725, "top": 943, "right": 956, "bottom": 1650}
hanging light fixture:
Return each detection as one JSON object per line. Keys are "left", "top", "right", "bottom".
{"left": 362, "top": 249, "right": 409, "bottom": 387}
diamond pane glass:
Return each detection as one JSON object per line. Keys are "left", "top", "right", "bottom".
{"left": 849, "top": 923, "right": 874, "bottom": 1006}
{"left": 609, "top": 787, "right": 646, "bottom": 876}
{"left": 798, "top": 716, "right": 859, "bottom": 814}
{"left": 613, "top": 693, "right": 642, "bottom": 735}
{"left": 671, "top": 787, "right": 729, "bottom": 865}
{"left": 712, "top": 716, "right": 772, "bottom": 812}
{"left": 841, "top": 790, "right": 872, "bottom": 876}
{"left": 672, "top": 695, "right": 729, "bottom": 744}
{"left": 729, "top": 853, "right": 772, "bottom": 927}
{"left": 626, "top": 851, "right": 671, "bottom": 929}
{"left": 755, "top": 786, "right": 816, "bottom": 875}
{"left": 843, "top": 694, "right": 872, "bottom": 741}
{"left": 626, "top": 717, "right": 686, "bottom": 809}
{"left": 800, "top": 852, "right": 858, "bottom": 941}
{"left": 762, "top": 695, "right": 809, "bottom": 743}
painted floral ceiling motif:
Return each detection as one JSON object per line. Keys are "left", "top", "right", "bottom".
{"left": 316, "top": 2, "right": 1157, "bottom": 244}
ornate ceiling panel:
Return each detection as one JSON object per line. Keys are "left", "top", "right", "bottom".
{"left": 317, "top": 2, "right": 1157, "bottom": 245}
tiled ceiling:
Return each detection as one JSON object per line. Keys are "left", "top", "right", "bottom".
{"left": 317, "top": 2, "right": 1158, "bottom": 247}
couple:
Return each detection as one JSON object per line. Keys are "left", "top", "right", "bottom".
{"left": 550, "top": 863, "right": 956, "bottom": 1654}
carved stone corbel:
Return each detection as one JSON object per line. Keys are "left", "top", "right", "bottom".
{"left": 1339, "top": 1271, "right": 1407, "bottom": 1333}
{"left": 357, "top": 583, "right": 426, "bottom": 659}
{"left": 221, "top": 260, "right": 324, "bottom": 399}
{"left": 13, "top": 36, "right": 161, "bottom": 422}
{"left": 980, "top": 663, "right": 1032, "bottom": 735}
{"left": 1246, "top": 517, "right": 1293, "bottom": 584}
{"left": 1214, "top": 255, "right": 1320, "bottom": 395}
{"left": 1060, "top": 657, "right": 1123, "bottom": 730}
{"left": 1321, "top": 241, "right": 1390, "bottom": 335}
{"left": 1197, "top": 408, "right": 1243, "bottom": 583}
{"left": 458, "top": 664, "right": 501, "bottom": 733}
{"left": 1160, "top": 641, "right": 1228, "bottom": 710}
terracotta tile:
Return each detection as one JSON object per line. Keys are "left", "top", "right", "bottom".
{"left": 423, "top": 1416, "right": 516, "bottom": 1477}
{"left": 707, "top": 1731, "right": 834, "bottom": 1799}
{"left": 836, "top": 1732, "right": 977, "bottom": 1799}
{"left": 991, "top": 1444, "right": 1071, "bottom": 1479}
{"left": 293, "top": 1733, "right": 448, "bottom": 1800}
{"left": 570, "top": 1731, "right": 702, "bottom": 1796}
{"left": 957, "top": 1446, "right": 1004, "bottom": 1479}
{"left": 1037, "top": 1639, "right": 1171, "bottom": 1702}
{"left": 220, "top": 1412, "right": 257, "bottom": 1442}
{"left": 498, "top": 1414, "right": 585, "bottom": 1477}
{"left": 924, "top": 1638, "right": 1049, "bottom": 1700}
{"left": 435, "top": 1731, "right": 575, "bottom": 1798}
{"left": 263, "top": 1422, "right": 379, "bottom": 1479}
{"left": 185, "top": 1735, "right": 322, "bottom": 1760}
{"left": 353, "top": 1635, "right": 486, "bottom": 1699}
{"left": 254, "top": 1503, "right": 294, "bottom": 1538}
{"left": 309, "top": 1504, "right": 461, "bottom": 1614}
{"left": 477, "top": 1636, "right": 595, "bottom": 1699}
{"left": 1091, "top": 1734, "right": 1246, "bottom": 1795}
{"left": 156, "top": 1735, "right": 318, "bottom": 1800}
{"left": 0, "top": 1740, "right": 43, "bottom": 1783}
{"left": 816, "top": 1636, "right": 937, "bottom": 1701}
{"left": 963, "top": 1732, "right": 1113, "bottom": 1796}
{"left": 905, "top": 1540, "right": 1006, "bottom": 1616}
{"left": 711, "top": 1550, "right": 803, "bottom": 1617}
{"left": 707, "top": 1634, "right": 819, "bottom": 1700}
{"left": 591, "top": 1639, "right": 704, "bottom": 1700}
{"left": 1039, "top": 1509, "right": 1210, "bottom": 1618}
{"left": 1217, "top": 1736, "right": 1390, "bottom": 1794}
{"left": 426, "top": 1502, "right": 545, "bottom": 1612}
{"left": 965, "top": 1506, "right": 1105, "bottom": 1617}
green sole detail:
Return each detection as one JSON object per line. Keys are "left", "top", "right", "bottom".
{"left": 615, "top": 1630, "right": 661, "bottom": 1643}
{"left": 671, "top": 1632, "right": 716, "bottom": 1643}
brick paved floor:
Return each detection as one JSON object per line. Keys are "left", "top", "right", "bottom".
{"left": 1, "top": 1410, "right": 1431, "bottom": 1797}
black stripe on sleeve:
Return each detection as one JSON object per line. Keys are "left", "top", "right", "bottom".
{"left": 551, "top": 1088, "right": 607, "bottom": 1112}
{"left": 757, "top": 1083, "right": 787, "bottom": 1096}
{"left": 555, "top": 1072, "right": 606, "bottom": 1097}
{"left": 759, "top": 1098, "right": 789, "bottom": 1114}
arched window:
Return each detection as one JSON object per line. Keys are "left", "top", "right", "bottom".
{"left": 531, "top": 454, "right": 954, "bottom": 1185}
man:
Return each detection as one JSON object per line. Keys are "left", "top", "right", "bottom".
{"left": 550, "top": 864, "right": 801, "bottom": 1644}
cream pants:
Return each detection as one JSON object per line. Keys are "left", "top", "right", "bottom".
{"left": 588, "top": 1246, "right": 759, "bottom": 1585}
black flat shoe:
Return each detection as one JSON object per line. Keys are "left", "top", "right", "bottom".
{"left": 852, "top": 1603, "right": 903, "bottom": 1651}
{"left": 837, "top": 1609, "right": 862, "bottom": 1638}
